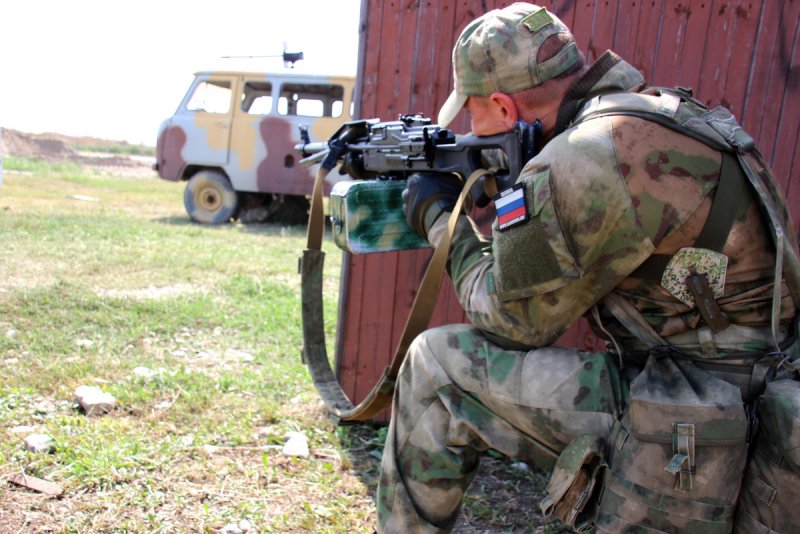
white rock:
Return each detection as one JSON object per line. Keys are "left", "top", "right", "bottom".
{"left": 238, "top": 519, "right": 252, "bottom": 532}
{"left": 220, "top": 523, "right": 241, "bottom": 534}
{"left": 32, "top": 400, "right": 56, "bottom": 414}
{"left": 225, "top": 348, "right": 254, "bottom": 362}
{"left": 133, "top": 367, "right": 158, "bottom": 379}
{"left": 74, "top": 385, "right": 117, "bottom": 415}
{"left": 24, "top": 433, "right": 56, "bottom": 453}
{"left": 10, "top": 425, "right": 36, "bottom": 435}
{"left": 76, "top": 339, "right": 94, "bottom": 348}
{"left": 281, "top": 431, "right": 309, "bottom": 457}
{"left": 510, "top": 461, "right": 529, "bottom": 472}
{"left": 5, "top": 329, "right": 17, "bottom": 338}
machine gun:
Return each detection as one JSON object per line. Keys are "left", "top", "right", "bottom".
{"left": 296, "top": 114, "right": 540, "bottom": 421}
{"left": 295, "top": 114, "right": 541, "bottom": 253}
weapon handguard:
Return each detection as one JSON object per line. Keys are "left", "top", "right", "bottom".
{"left": 300, "top": 163, "right": 495, "bottom": 422}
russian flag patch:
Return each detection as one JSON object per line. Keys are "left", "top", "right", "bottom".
{"left": 494, "top": 183, "right": 529, "bottom": 231}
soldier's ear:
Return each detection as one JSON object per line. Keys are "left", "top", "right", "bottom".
{"left": 488, "top": 93, "right": 519, "bottom": 131}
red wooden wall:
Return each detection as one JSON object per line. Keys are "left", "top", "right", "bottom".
{"left": 335, "top": 0, "right": 800, "bottom": 414}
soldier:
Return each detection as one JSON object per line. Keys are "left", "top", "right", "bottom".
{"left": 379, "top": 3, "right": 800, "bottom": 533}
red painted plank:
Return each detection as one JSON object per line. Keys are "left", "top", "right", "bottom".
{"left": 572, "top": 1, "right": 598, "bottom": 61}
{"left": 591, "top": 0, "right": 622, "bottom": 59}
{"left": 695, "top": 1, "right": 742, "bottom": 109}
{"left": 611, "top": 1, "right": 642, "bottom": 60}
{"left": 431, "top": 0, "right": 460, "bottom": 116}
{"left": 740, "top": 0, "right": 783, "bottom": 145}
{"left": 744, "top": 2, "right": 791, "bottom": 168}
{"left": 393, "top": 0, "right": 422, "bottom": 115}
{"left": 766, "top": 3, "right": 800, "bottom": 197}
{"left": 359, "top": 0, "right": 385, "bottom": 118}
{"left": 652, "top": 2, "right": 692, "bottom": 87}
{"left": 787, "top": 132, "right": 800, "bottom": 236}
{"left": 629, "top": 1, "right": 666, "bottom": 80}
{"left": 337, "top": 0, "right": 800, "bottom": 417}
{"left": 717, "top": 1, "right": 762, "bottom": 116}
{"left": 677, "top": 1, "right": 714, "bottom": 93}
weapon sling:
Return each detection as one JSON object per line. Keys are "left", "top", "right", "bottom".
{"left": 300, "top": 164, "right": 495, "bottom": 422}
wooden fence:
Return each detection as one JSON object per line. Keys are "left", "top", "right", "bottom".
{"left": 334, "top": 0, "right": 800, "bottom": 415}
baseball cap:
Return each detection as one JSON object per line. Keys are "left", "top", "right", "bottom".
{"left": 438, "top": 3, "right": 580, "bottom": 127}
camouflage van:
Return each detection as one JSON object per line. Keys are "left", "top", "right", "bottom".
{"left": 155, "top": 69, "right": 355, "bottom": 224}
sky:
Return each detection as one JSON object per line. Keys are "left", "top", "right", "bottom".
{"left": 0, "top": 0, "right": 362, "bottom": 145}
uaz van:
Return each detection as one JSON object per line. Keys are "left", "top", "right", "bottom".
{"left": 155, "top": 69, "right": 355, "bottom": 223}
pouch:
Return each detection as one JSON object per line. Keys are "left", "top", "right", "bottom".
{"left": 596, "top": 354, "right": 748, "bottom": 533}
{"left": 735, "top": 379, "right": 800, "bottom": 533}
{"left": 540, "top": 434, "right": 606, "bottom": 531}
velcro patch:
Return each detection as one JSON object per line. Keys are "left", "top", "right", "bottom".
{"left": 495, "top": 183, "right": 529, "bottom": 231}
{"left": 521, "top": 8, "right": 553, "bottom": 33}
{"left": 661, "top": 247, "right": 728, "bottom": 307}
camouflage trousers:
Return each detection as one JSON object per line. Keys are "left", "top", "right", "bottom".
{"left": 376, "top": 324, "right": 626, "bottom": 533}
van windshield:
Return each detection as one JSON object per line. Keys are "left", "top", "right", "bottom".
{"left": 185, "top": 80, "right": 232, "bottom": 114}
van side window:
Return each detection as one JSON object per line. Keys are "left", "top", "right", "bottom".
{"left": 186, "top": 80, "right": 232, "bottom": 114}
{"left": 277, "top": 83, "right": 345, "bottom": 118}
{"left": 242, "top": 81, "right": 274, "bottom": 115}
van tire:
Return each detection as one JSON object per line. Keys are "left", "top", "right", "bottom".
{"left": 184, "top": 170, "right": 239, "bottom": 224}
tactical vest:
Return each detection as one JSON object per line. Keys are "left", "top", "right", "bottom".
{"left": 542, "top": 89, "right": 800, "bottom": 534}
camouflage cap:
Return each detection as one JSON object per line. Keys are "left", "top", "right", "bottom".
{"left": 438, "top": 3, "right": 580, "bottom": 127}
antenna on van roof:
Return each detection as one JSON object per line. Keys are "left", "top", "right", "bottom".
{"left": 220, "top": 44, "right": 304, "bottom": 68}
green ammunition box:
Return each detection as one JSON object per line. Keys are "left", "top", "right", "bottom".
{"left": 329, "top": 180, "right": 431, "bottom": 254}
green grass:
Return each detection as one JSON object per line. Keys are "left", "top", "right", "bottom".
{"left": 74, "top": 143, "right": 155, "bottom": 157}
{"left": 0, "top": 157, "right": 559, "bottom": 533}
{"left": 0, "top": 159, "right": 379, "bottom": 533}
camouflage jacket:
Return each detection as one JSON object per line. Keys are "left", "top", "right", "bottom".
{"left": 429, "top": 51, "right": 796, "bottom": 350}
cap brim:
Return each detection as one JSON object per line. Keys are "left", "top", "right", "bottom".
{"left": 437, "top": 91, "right": 468, "bottom": 128}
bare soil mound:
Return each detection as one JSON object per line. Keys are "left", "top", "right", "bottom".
{"left": 2, "top": 128, "right": 155, "bottom": 176}
{"left": 2, "top": 128, "right": 78, "bottom": 161}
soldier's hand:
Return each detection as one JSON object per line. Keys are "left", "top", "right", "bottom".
{"left": 402, "top": 172, "right": 463, "bottom": 240}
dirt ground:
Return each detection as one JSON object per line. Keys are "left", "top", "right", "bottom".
{"left": 1, "top": 127, "right": 156, "bottom": 178}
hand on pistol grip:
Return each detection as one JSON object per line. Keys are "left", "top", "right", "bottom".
{"left": 402, "top": 172, "right": 463, "bottom": 240}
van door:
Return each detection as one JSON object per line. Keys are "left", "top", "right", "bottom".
{"left": 172, "top": 75, "right": 236, "bottom": 170}
{"left": 227, "top": 78, "right": 275, "bottom": 192}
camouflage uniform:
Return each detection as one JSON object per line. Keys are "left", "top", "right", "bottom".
{"left": 378, "top": 5, "right": 799, "bottom": 533}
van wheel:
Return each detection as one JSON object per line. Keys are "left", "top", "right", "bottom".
{"left": 184, "top": 170, "right": 239, "bottom": 224}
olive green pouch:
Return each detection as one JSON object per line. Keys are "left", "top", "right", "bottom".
{"left": 735, "top": 379, "right": 800, "bottom": 533}
{"left": 596, "top": 355, "right": 748, "bottom": 533}
{"left": 540, "top": 434, "right": 606, "bottom": 531}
